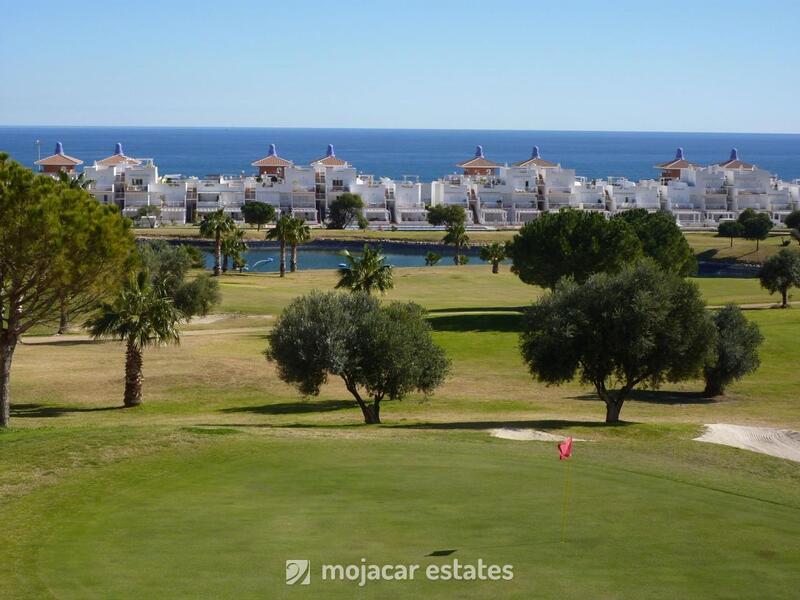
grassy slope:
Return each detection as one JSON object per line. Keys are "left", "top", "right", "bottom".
{"left": 3, "top": 267, "right": 800, "bottom": 598}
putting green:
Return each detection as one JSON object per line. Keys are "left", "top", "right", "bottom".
{"left": 13, "top": 433, "right": 800, "bottom": 599}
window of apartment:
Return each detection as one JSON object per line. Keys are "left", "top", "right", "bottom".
{"left": 131, "top": 178, "right": 144, "bottom": 186}
{"left": 332, "top": 179, "right": 344, "bottom": 188}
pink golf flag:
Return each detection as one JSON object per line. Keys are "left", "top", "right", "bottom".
{"left": 558, "top": 437, "right": 573, "bottom": 460}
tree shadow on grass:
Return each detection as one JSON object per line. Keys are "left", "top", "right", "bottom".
{"left": 220, "top": 399, "right": 354, "bottom": 415}
{"left": 426, "top": 306, "right": 527, "bottom": 314}
{"left": 11, "top": 403, "right": 125, "bottom": 418}
{"left": 19, "top": 339, "right": 104, "bottom": 347}
{"left": 695, "top": 248, "right": 721, "bottom": 261}
{"left": 569, "top": 390, "right": 717, "bottom": 405}
{"left": 428, "top": 313, "right": 522, "bottom": 333}
{"left": 388, "top": 418, "right": 629, "bottom": 431}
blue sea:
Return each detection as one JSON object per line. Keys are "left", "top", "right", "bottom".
{"left": 1, "top": 126, "right": 800, "bottom": 182}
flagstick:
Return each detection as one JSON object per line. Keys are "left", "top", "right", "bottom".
{"left": 560, "top": 457, "right": 572, "bottom": 543}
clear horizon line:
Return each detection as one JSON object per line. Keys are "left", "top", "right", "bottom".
{"left": 1, "top": 123, "right": 798, "bottom": 136}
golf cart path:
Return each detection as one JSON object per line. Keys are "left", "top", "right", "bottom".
{"left": 707, "top": 302, "right": 800, "bottom": 310}
{"left": 23, "top": 325, "right": 271, "bottom": 345}
{"left": 694, "top": 423, "right": 800, "bottom": 463}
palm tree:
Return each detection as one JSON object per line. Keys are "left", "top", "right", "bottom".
{"left": 479, "top": 242, "right": 506, "bottom": 274}
{"left": 335, "top": 244, "right": 394, "bottom": 295}
{"left": 199, "top": 209, "right": 235, "bottom": 276}
{"left": 221, "top": 227, "right": 247, "bottom": 273}
{"left": 58, "top": 170, "right": 94, "bottom": 189}
{"left": 286, "top": 217, "right": 311, "bottom": 272}
{"left": 443, "top": 223, "right": 470, "bottom": 265}
{"left": 86, "top": 272, "right": 181, "bottom": 407}
{"left": 266, "top": 214, "right": 293, "bottom": 277}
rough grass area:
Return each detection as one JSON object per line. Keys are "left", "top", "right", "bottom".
{"left": 3, "top": 267, "right": 800, "bottom": 598}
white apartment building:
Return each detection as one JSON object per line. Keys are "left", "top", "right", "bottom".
{"left": 39, "top": 140, "right": 799, "bottom": 229}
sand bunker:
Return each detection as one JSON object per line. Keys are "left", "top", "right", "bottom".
{"left": 694, "top": 424, "right": 800, "bottom": 463}
{"left": 489, "top": 429, "right": 575, "bottom": 442}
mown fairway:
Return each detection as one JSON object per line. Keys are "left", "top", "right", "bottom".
{"left": 2, "top": 266, "right": 799, "bottom": 599}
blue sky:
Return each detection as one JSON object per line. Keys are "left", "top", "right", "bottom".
{"left": 2, "top": 0, "right": 799, "bottom": 132}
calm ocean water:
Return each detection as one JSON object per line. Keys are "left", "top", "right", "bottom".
{"left": 1, "top": 126, "right": 800, "bottom": 182}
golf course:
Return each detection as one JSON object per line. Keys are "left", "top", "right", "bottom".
{"left": 2, "top": 264, "right": 799, "bottom": 599}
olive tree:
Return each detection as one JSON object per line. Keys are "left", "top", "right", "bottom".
{"left": 266, "top": 291, "right": 449, "bottom": 424}
{"left": 139, "top": 241, "right": 220, "bottom": 317}
{"left": 519, "top": 261, "right": 714, "bottom": 423}
{"left": 507, "top": 209, "right": 642, "bottom": 289}
{"left": 703, "top": 305, "right": 763, "bottom": 397}
{"left": 758, "top": 248, "right": 800, "bottom": 308}
{"left": 0, "top": 155, "right": 136, "bottom": 426}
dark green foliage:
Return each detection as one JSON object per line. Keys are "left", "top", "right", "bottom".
{"left": 327, "top": 193, "right": 365, "bottom": 229}
{"left": 199, "top": 209, "right": 235, "bottom": 276}
{"left": 183, "top": 245, "right": 207, "bottom": 269}
{"left": 336, "top": 244, "right": 394, "bottom": 295}
{"left": 424, "top": 251, "right": 442, "bottom": 266}
{"left": 703, "top": 305, "right": 763, "bottom": 397}
{"left": 266, "top": 292, "right": 449, "bottom": 424}
{"left": 783, "top": 210, "right": 800, "bottom": 230}
{"left": 138, "top": 241, "right": 220, "bottom": 317}
{"left": 519, "top": 260, "right": 714, "bottom": 423}
{"left": 0, "top": 154, "right": 136, "bottom": 426}
{"left": 87, "top": 272, "right": 182, "bottom": 407}
{"left": 508, "top": 209, "right": 642, "bottom": 289}
{"left": 443, "top": 223, "right": 470, "bottom": 265}
{"left": 478, "top": 242, "right": 506, "bottom": 273}
{"left": 426, "top": 205, "right": 467, "bottom": 227}
{"left": 174, "top": 274, "right": 221, "bottom": 317}
{"left": 718, "top": 220, "right": 745, "bottom": 240}
{"left": 221, "top": 228, "right": 247, "bottom": 273}
{"left": 139, "top": 241, "right": 193, "bottom": 295}
{"left": 737, "top": 208, "right": 773, "bottom": 249}
{"left": 241, "top": 202, "right": 276, "bottom": 230}
{"left": 613, "top": 209, "right": 697, "bottom": 275}
{"left": 758, "top": 248, "right": 800, "bottom": 307}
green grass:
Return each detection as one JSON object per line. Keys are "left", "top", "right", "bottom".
{"left": 4, "top": 431, "right": 799, "bottom": 599}
{"left": 3, "top": 266, "right": 800, "bottom": 598}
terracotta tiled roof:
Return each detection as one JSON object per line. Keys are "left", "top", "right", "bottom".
{"left": 252, "top": 144, "right": 293, "bottom": 167}
{"left": 718, "top": 149, "right": 754, "bottom": 170}
{"left": 311, "top": 144, "right": 348, "bottom": 167}
{"left": 514, "top": 146, "right": 557, "bottom": 168}
{"left": 96, "top": 154, "right": 141, "bottom": 167}
{"left": 457, "top": 146, "right": 500, "bottom": 169}
{"left": 313, "top": 155, "right": 348, "bottom": 167}
{"left": 654, "top": 158, "right": 699, "bottom": 169}
{"left": 654, "top": 147, "right": 699, "bottom": 170}
{"left": 35, "top": 142, "right": 83, "bottom": 166}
